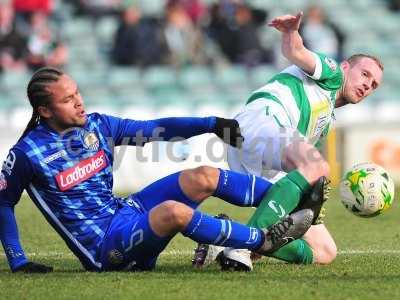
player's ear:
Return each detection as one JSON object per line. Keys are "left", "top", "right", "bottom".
{"left": 37, "top": 105, "right": 52, "bottom": 119}
{"left": 341, "top": 60, "right": 350, "bottom": 72}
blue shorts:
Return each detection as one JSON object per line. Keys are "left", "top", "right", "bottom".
{"left": 99, "top": 172, "right": 198, "bottom": 271}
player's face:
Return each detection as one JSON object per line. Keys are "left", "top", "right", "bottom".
{"left": 46, "top": 74, "right": 87, "bottom": 131}
{"left": 342, "top": 57, "right": 383, "bottom": 105}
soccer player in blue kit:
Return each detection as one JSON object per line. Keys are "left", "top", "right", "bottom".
{"left": 0, "top": 67, "right": 315, "bottom": 272}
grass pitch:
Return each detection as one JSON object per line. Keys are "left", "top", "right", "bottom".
{"left": 1, "top": 189, "right": 399, "bottom": 300}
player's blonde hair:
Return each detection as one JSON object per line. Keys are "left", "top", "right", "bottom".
{"left": 346, "top": 54, "right": 384, "bottom": 71}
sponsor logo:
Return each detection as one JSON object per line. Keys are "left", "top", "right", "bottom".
{"left": 55, "top": 150, "right": 107, "bottom": 191}
{"left": 43, "top": 150, "right": 67, "bottom": 164}
{"left": 324, "top": 57, "right": 337, "bottom": 71}
{"left": 250, "top": 228, "right": 259, "bottom": 241}
{"left": 313, "top": 114, "right": 329, "bottom": 138}
{"left": 2, "top": 151, "right": 16, "bottom": 176}
{"left": 0, "top": 173, "right": 7, "bottom": 191}
{"left": 268, "top": 200, "right": 286, "bottom": 218}
{"left": 281, "top": 237, "right": 295, "bottom": 246}
{"left": 82, "top": 131, "right": 99, "bottom": 151}
{"left": 5, "top": 246, "right": 24, "bottom": 259}
{"left": 126, "top": 198, "right": 135, "bottom": 207}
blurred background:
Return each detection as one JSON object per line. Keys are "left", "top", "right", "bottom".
{"left": 0, "top": 0, "right": 399, "bottom": 190}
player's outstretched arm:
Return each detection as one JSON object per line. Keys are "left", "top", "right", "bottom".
{"left": 268, "top": 12, "right": 316, "bottom": 75}
{"left": 103, "top": 114, "right": 244, "bottom": 148}
{"left": 0, "top": 205, "right": 53, "bottom": 273}
{"left": 147, "top": 117, "right": 243, "bottom": 147}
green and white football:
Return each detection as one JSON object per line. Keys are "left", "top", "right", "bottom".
{"left": 339, "top": 162, "right": 395, "bottom": 217}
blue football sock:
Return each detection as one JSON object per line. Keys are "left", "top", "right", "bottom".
{"left": 182, "top": 210, "right": 264, "bottom": 250}
{"left": 213, "top": 169, "right": 272, "bottom": 207}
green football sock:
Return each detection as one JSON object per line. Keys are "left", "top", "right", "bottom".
{"left": 270, "top": 239, "right": 314, "bottom": 264}
{"left": 247, "top": 170, "right": 311, "bottom": 228}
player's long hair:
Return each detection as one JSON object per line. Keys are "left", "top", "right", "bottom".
{"left": 20, "top": 67, "right": 64, "bottom": 139}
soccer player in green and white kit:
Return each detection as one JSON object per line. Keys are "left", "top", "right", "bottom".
{"left": 194, "top": 12, "right": 384, "bottom": 270}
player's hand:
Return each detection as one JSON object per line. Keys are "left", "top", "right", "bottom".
{"left": 268, "top": 11, "right": 303, "bottom": 33}
{"left": 214, "top": 117, "right": 244, "bottom": 148}
{"left": 12, "top": 262, "right": 53, "bottom": 273}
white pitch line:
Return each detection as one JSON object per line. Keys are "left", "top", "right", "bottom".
{"left": 338, "top": 250, "right": 400, "bottom": 255}
{"left": 163, "top": 250, "right": 400, "bottom": 255}
{"left": 1, "top": 249, "right": 400, "bottom": 259}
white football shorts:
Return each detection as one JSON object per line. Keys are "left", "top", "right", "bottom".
{"left": 227, "top": 101, "right": 302, "bottom": 181}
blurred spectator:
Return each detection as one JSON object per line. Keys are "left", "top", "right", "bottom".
{"left": 233, "top": 4, "right": 273, "bottom": 65}
{"left": 163, "top": 0, "right": 207, "bottom": 66}
{"left": 12, "top": 0, "right": 54, "bottom": 37}
{"left": 69, "top": 0, "right": 122, "bottom": 18}
{"left": 111, "top": 5, "right": 167, "bottom": 67}
{"left": 26, "top": 11, "right": 68, "bottom": 71}
{"left": 13, "top": 0, "right": 53, "bottom": 14}
{"left": 300, "top": 5, "right": 345, "bottom": 61}
{"left": 0, "top": 2, "right": 27, "bottom": 73}
{"left": 387, "top": 0, "right": 400, "bottom": 11}
{"left": 181, "top": 0, "right": 207, "bottom": 25}
{"left": 207, "top": 2, "right": 273, "bottom": 66}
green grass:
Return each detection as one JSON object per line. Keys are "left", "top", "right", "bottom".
{"left": 1, "top": 189, "right": 400, "bottom": 300}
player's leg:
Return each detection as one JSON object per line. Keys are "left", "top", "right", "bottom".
{"left": 302, "top": 224, "right": 337, "bottom": 264}
{"left": 262, "top": 143, "right": 334, "bottom": 264}
{"left": 151, "top": 201, "right": 313, "bottom": 256}
{"left": 221, "top": 142, "right": 330, "bottom": 269}
{"left": 267, "top": 225, "right": 336, "bottom": 265}
{"left": 101, "top": 199, "right": 314, "bottom": 271}
{"left": 180, "top": 166, "right": 273, "bottom": 207}
{"left": 227, "top": 109, "right": 323, "bottom": 228}
{"left": 246, "top": 141, "right": 329, "bottom": 229}
{"left": 99, "top": 204, "right": 173, "bottom": 271}
{"left": 134, "top": 166, "right": 274, "bottom": 212}
{"left": 151, "top": 201, "right": 265, "bottom": 250}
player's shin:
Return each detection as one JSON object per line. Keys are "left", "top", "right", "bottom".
{"left": 270, "top": 238, "right": 313, "bottom": 264}
{"left": 182, "top": 210, "right": 264, "bottom": 250}
{"left": 247, "top": 170, "right": 311, "bottom": 228}
{"left": 213, "top": 169, "right": 272, "bottom": 207}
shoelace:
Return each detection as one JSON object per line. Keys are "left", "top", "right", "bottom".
{"left": 269, "top": 217, "right": 294, "bottom": 243}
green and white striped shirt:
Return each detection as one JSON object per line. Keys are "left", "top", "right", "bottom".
{"left": 246, "top": 52, "right": 343, "bottom": 145}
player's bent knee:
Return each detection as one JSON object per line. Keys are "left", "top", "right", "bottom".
{"left": 179, "top": 166, "right": 219, "bottom": 202}
{"left": 190, "top": 166, "right": 219, "bottom": 193}
{"left": 300, "top": 147, "right": 329, "bottom": 175}
{"left": 319, "top": 161, "right": 330, "bottom": 178}
{"left": 158, "top": 200, "right": 192, "bottom": 229}
{"left": 149, "top": 201, "right": 194, "bottom": 237}
{"left": 292, "top": 147, "right": 330, "bottom": 185}
{"left": 283, "top": 142, "right": 326, "bottom": 172}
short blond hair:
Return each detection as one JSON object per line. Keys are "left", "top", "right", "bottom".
{"left": 346, "top": 54, "right": 384, "bottom": 71}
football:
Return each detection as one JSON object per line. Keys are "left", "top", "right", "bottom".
{"left": 339, "top": 163, "right": 395, "bottom": 217}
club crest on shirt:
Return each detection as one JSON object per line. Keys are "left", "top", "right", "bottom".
{"left": 324, "top": 57, "right": 337, "bottom": 72}
{"left": 82, "top": 131, "right": 99, "bottom": 151}
{"left": 0, "top": 173, "right": 7, "bottom": 191}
